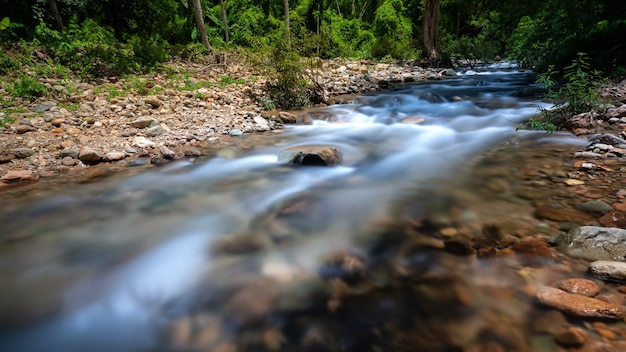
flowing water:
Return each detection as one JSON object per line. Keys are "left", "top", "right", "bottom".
{"left": 0, "top": 69, "right": 596, "bottom": 351}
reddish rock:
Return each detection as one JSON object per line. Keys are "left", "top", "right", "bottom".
{"left": 1, "top": 170, "right": 39, "bottom": 184}
{"left": 535, "top": 206, "right": 596, "bottom": 224}
{"left": 554, "top": 327, "right": 588, "bottom": 347}
{"left": 15, "top": 125, "right": 36, "bottom": 134}
{"left": 598, "top": 211, "right": 626, "bottom": 228}
{"left": 536, "top": 286, "right": 625, "bottom": 319}
{"left": 613, "top": 202, "right": 626, "bottom": 212}
{"left": 556, "top": 278, "right": 600, "bottom": 297}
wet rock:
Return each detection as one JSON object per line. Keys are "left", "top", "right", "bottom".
{"left": 536, "top": 286, "right": 625, "bottom": 319}
{"left": 278, "top": 145, "right": 342, "bottom": 166}
{"left": 419, "top": 91, "right": 446, "bottom": 103}
{"left": 566, "top": 226, "right": 626, "bottom": 261}
{"left": 443, "top": 236, "right": 476, "bottom": 255}
{"left": 535, "top": 206, "right": 595, "bottom": 224}
{"left": 103, "top": 152, "right": 126, "bottom": 162}
{"left": 183, "top": 148, "right": 201, "bottom": 157}
{"left": 317, "top": 251, "right": 367, "bottom": 283}
{"left": 598, "top": 211, "right": 626, "bottom": 228}
{"left": 573, "top": 151, "right": 602, "bottom": 159}
{"left": 224, "top": 279, "right": 280, "bottom": 326}
{"left": 554, "top": 327, "right": 588, "bottom": 347}
{"left": 1, "top": 169, "right": 39, "bottom": 183}
{"left": 126, "top": 158, "right": 151, "bottom": 167}
{"left": 79, "top": 146, "right": 102, "bottom": 164}
{"left": 589, "top": 261, "right": 626, "bottom": 281}
{"left": 210, "top": 233, "right": 269, "bottom": 256}
{"left": 575, "top": 200, "right": 613, "bottom": 215}
{"left": 132, "top": 136, "right": 156, "bottom": 148}
{"left": 277, "top": 112, "right": 297, "bottom": 124}
{"left": 159, "top": 145, "right": 176, "bottom": 159}
{"left": 12, "top": 148, "right": 35, "bottom": 159}
{"left": 556, "top": 278, "right": 600, "bottom": 297}
{"left": 588, "top": 133, "right": 626, "bottom": 146}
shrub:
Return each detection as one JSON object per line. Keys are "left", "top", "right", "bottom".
{"left": 7, "top": 74, "right": 48, "bottom": 100}
{"left": 264, "top": 41, "right": 310, "bottom": 109}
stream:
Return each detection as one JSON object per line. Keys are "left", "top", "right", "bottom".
{"left": 0, "top": 68, "right": 599, "bottom": 351}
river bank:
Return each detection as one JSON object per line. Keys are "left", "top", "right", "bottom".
{"left": 0, "top": 57, "right": 458, "bottom": 187}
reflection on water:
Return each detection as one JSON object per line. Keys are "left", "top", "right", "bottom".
{"left": 0, "top": 69, "right": 593, "bottom": 351}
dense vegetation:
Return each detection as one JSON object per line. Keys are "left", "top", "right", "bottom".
{"left": 0, "top": 0, "right": 625, "bottom": 114}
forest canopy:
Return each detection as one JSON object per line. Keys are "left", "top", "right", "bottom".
{"left": 1, "top": 0, "right": 625, "bottom": 75}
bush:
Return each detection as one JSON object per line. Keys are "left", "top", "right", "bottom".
{"left": 7, "top": 74, "right": 48, "bottom": 100}
{"left": 264, "top": 41, "right": 310, "bottom": 109}
{"left": 526, "top": 52, "right": 606, "bottom": 132}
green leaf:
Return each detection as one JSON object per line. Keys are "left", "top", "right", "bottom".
{"left": 0, "top": 17, "right": 9, "bottom": 31}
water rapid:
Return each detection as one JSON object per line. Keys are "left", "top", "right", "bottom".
{"left": 0, "top": 69, "right": 587, "bottom": 351}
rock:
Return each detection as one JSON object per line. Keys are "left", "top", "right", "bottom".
{"left": 575, "top": 200, "right": 614, "bottom": 215}
{"left": 573, "top": 151, "right": 602, "bottom": 159}
{"left": 33, "top": 103, "right": 53, "bottom": 113}
{"left": 278, "top": 145, "right": 342, "bottom": 166}
{"left": 224, "top": 279, "right": 280, "bottom": 325}
{"left": 183, "top": 148, "right": 201, "bottom": 157}
{"left": 535, "top": 206, "right": 595, "bottom": 224}
{"left": 132, "top": 136, "right": 156, "bottom": 148}
{"left": 51, "top": 118, "right": 65, "bottom": 127}
{"left": 589, "top": 260, "right": 626, "bottom": 281}
{"left": 229, "top": 129, "right": 244, "bottom": 136}
{"left": 59, "top": 148, "right": 80, "bottom": 158}
{"left": 79, "top": 146, "right": 102, "bottom": 164}
{"left": 598, "top": 211, "right": 626, "bottom": 228}
{"left": 441, "top": 68, "right": 457, "bottom": 76}
{"left": 103, "top": 152, "right": 126, "bottom": 162}
{"left": 126, "top": 158, "right": 151, "bottom": 167}
{"left": 145, "top": 124, "right": 165, "bottom": 137}
{"left": 606, "top": 105, "right": 626, "bottom": 119}
{"left": 130, "top": 118, "right": 157, "bottom": 128}
{"left": 159, "top": 145, "right": 176, "bottom": 159}
{"left": 1, "top": 169, "right": 39, "bottom": 183}
{"left": 253, "top": 116, "right": 270, "bottom": 131}
{"left": 563, "top": 112, "right": 594, "bottom": 130}
{"left": 554, "top": 327, "right": 588, "bottom": 347}
{"left": 317, "top": 251, "right": 367, "bottom": 283}
{"left": 588, "top": 133, "right": 626, "bottom": 147}
{"left": 536, "top": 286, "right": 625, "bottom": 319}
{"left": 563, "top": 178, "right": 585, "bottom": 186}
{"left": 61, "top": 156, "right": 75, "bottom": 166}
{"left": 67, "top": 127, "right": 82, "bottom": 135}
{"left": 144, "top": 96, "right": 162, "bottom": 108}
{"left": 556, "top": 278, "right": 600, "bottom": 297}
{"left": 15, "top": 125, "right": 36, "bottom": 134}
{"left": 12, "top": 148, "right": 35, "bottom": 159}
{"left": 278, "top": 112, "right": 297, "bottom": 124}
{"left": 0, "top": 152, "right": 15, "bottom": 163}
{"left": 566, "top": 226, "right": 626, "bottom": 261}
{"left": 419, "top": 91, "right": 446, "bottom": 103}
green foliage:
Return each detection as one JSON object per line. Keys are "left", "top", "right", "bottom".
{"left": 7, "top": 74, "right": 48, "bottom": 101}
{"left": 0, "top": 48, "right": 18, "bottom": 75}
{"left": 527, "top": 53, "right": 606, "bottom": 132}
{"left": 218, "top": 75, "right": 245, "bottom": 88}
{"left": 264, "top": 41, "right": 310, "bottom": 109}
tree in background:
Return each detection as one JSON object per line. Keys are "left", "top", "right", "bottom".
{"left": 191, "top": 0, "right": 213, "bottom": 53}
{"left": 283, "top": 0, "right": 291, "bottom": 49}
{"left": 422, "top": 0, "right": 441, "bottom": 65}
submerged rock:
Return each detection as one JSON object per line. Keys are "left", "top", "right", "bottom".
{"left": 589, "top": 260, "right": 626, "bottom": 281}
{"left": 566, "top": 226, "right": 626, "bottom": 261}
{"left": 536, "top": 286, "right": 625, "bottom": 319}
{"left": 278, "top": 145, "right": 342, "bottom": 166}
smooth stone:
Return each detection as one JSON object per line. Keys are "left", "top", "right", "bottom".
{"left": 15, "top": 125, "right": 36, "bottom": 134}
{"left": 12, "top": 148, "right": 35, "bottom": 159}
{"left": 589, "top": 261, "right": 626, "bottom": 281}
{"left": 59, "top": 148, "right": 80, "bottom": 158}
{"left": 144, "top": 96, "right": 162, "bottom": 108}
{"left": 61, "top": 156, "right": 75, "bottom": 166}
{"left": 126, "top": 158, "right": 151, "bottom": 167}
{"left": 103, "top": 152, "right": 126, "bottom": 162}
{"left": 278, "top": 112, "right": 297, "bottom": 123}
{"left": 536, "top": 286, "right": 625, "bottom": 319}
{"left": 1, "top": 170, "right": 39, "bottom": 183}
{"left": 79, "top": 146, "right": 102, "bottom": 163}
{"left": 229, "top": 129, "right": 244, "bottom": 136}
{"left": 278, "top": 145, "right": 342, "bottom": 166}
{"left": 132, "top": 136, "right": 156, "bottom": 148}
{"left": 0, "top": 152, "right": 15, "bottom": 163}
{"left": 575, "top": 200, "right": 613, "bottom": 215}
{"left": 566, "top": 226, "right": 626, "bottom": 261}
{"left": 554, "top": 327, "right": 588, "bottom": 347}
{"left": 159, "top": 145, "right": 176, "bottom": 159}
{"left": 33, "top": 103, "right": 53, "bottom": 112}
{"left": 556, "top": 278, "right": 600, "bottom": 297}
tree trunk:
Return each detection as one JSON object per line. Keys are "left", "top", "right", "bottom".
{"left": 220, "top": 0, "right": 229, "bottom": 43}
{"left": 283, "top": 0, "right": 291, "bottom": 49}
{"left": 47, "top": 0, "right": 63, "bottom": 31}
{"left": 111, "top": 0, "right": 124, "bottom": 41}
{"left": 192, "top": 0, "right": 214, "bottom": 53}
{"left": 423, "top": 0, "right": 442, "bottom": 66}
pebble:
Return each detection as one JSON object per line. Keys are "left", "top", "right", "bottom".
{"left": 598, "top": 210, "right": 626, "bottom": 228}
{"left": 229, "top": 129, "right": 244, "bottom": 136}
{"left": 556, "top": 278, "right": 600, "bottom": 297}
{"left": 1, "top": 169, "right": 39, "bottom": 183}
{"left": 536, "top": 286, "right": 625, "bottom": 319}
{"left": 554, "top": 327, "right": 588, "bottom": 347}
{"left": 145, "top": 124, "right": 165, "bottom": 136}
{"left": 79, "top": 146, "right": 102, "bottom": 164}
{"left": 103, "top": 152, "right": 126, "bottom": 162}
{"left": 575, "top": 200, "right": 613, "bottom": 215}
{"left": 132, "top": 136, "right": 156, "bottom": 148}
{"left": 589, "top": 260, "right": 626, "bottom": 281}
{"left": 61, "top": 156, "right": 75, "bottom": 166}
{"left": 12, "top": 148, "right": 35, "bottom": 159}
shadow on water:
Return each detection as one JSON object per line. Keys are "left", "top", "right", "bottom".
{"left": 0, "top": 69, "right": 595, "bottom": 351}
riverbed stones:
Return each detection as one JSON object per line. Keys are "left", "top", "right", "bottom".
{"left": 12, "top": 148, "right": 35, "bottom": 159}
{"left": 1, "top": 169, "right": 39, "bottom": 184}
{"left": 556, "top": 278, "right": 600, "bottom": 297}
{"left": 130, "top": 118, "right": 157, "bottom": 128}
{"left": 103, "top": 152, "right": 126, "bottom": 162}
{"left": 535, "top": 206, "right": 595, "bottom": 224}
{"left": 575, "top": 200, "right": 613, "bottom": 215}
{"left": 589, "top": 261, "right": 626, "bottom": 281}
{"left": 132, "top": 136, "right": 155, "bottom": 148}
{"left": 278, "top": 146, "right": 342, "bottom": 166}
{"left": 598, "top": 210, "right": 626, "bottom": 228}
{"left": 566, "top": 226, "right": 626, "bottom": 261}
{"left": 554, "top": 327, "right": 588, "bottom": 347}
{"left": 79, "top": 146, "right": 102, "bottom": 164}
{"left": 535, "top": 286, "right": 625, "bottom": 319}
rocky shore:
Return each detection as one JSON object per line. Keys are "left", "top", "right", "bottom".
{"left": 0, "top": 58, "right": 457, "bottom": 187}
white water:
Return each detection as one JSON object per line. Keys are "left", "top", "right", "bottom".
{"left": 0, "top": 69, "right": 580, "bottom": 351}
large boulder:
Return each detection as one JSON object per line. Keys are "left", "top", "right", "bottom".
{"left": 565, "top": 226, "right": 626, "bottom": 261}
{"left": 278, "top": 145, "right": 342, "bottom": 166}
